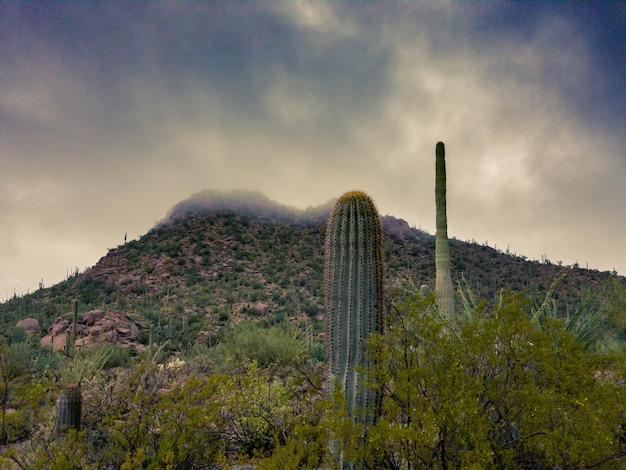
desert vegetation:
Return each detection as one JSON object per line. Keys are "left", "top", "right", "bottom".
{"left": 1, "top": 278, "right": 626, "bottom": 468}
{"left": 2, "top": 151, "right": 626, "bottom": 468}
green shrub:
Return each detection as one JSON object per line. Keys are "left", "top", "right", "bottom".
{"left": 208, "top": 321, "right": 310, "bottom": 369}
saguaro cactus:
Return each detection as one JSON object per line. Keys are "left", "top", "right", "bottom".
{"left": 325, "top": 190, "right": 384, "bottom": 424}
{"left": 149, "top": 323, "right": 154, "bottom": 359}
{"left": 55, "top": 383, "right": 82, "bottom": 439}
{"left": 435, "top": 142, "right": 455, "bottom": 317}
{"left": 70, "top": 300, "right": 78, "bottom": 356}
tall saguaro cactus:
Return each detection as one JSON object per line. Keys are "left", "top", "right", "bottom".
{"left": 70, "top": 300, "right": 78, "bottom": 356}
{"left": 435, "top": 142, "right": 455, "bottom": 317}
{"left": 65, "top": 300, "right": 79, "bottom": 357}
{"left": 55, "top": 383, "right": 82, "bottom": 439}
{"left": 325, "top": 190, "right": 384, "bottom": 424}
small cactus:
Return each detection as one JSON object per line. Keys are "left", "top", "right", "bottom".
{"left": 55, "top": 383, "right": 82, "bottom": 439}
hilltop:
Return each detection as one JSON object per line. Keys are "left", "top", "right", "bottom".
{"left": 1, "top": 190, "right": 621, "bottom": 350}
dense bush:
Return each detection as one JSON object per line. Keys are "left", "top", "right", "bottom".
{"left": 332, "top": 293, "right": 626, "bottom": 469}
{"left": 2, "top": 286, "right": 626, "bottom": 469}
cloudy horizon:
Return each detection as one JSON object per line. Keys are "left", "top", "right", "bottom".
{"left": 2, "top": 1, "right": 625, "bottom": 301}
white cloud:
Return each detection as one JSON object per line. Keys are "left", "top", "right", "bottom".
{"left": 272, "top": 0, "right": 358, "bottom": 38}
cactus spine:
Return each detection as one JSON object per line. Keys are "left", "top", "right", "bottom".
{"left": 55, "top": 383, "right": 82, "bottom": 439}
{"left": 435, "top": 142, "right": 455, "bottom": 317}
{"left": 325, "top": 190, "right": 384, "bottom": 424}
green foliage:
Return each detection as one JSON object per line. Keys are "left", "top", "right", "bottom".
{"left": 208, "top": 321, "right": 312, "bottom": 370}
{"left": 0, "top": 357, "right": 324, "bottom": 469}
{"left": 3, "top": 428, "right": 91, "bottom": 470}
{"left": 532, "top": 275, "right": 626, "bottom": 352}
{"left": 101, "top": 344, "right": 133, "bottom": 368}
{"left": 2, "top": 286, "right": 625, "bottom": 469}
{"left": 361, "top": 291, "right": 626, "bottom": 469}
{"left": 257, "top": 413, "right": 328, "bottom": 469}
{"left": 0, "top": 338, "right": 53, "bottom": 445}
{"left": 152, "top": 374, "right": 225, "bottom": 467}
{"left": 3, "top": 327, "right": 27, "bottom": 344}
{"left": 57, "top": 343, "right": 114, "bottom": 384}
{"left": 218, "top": 361, "right": 291, "bottom": 458}
{"left": 94, "top": 362, "right": 205, "bottom": 467}
{"left": 109, "top": 367, "right": 223, "bottom": 468}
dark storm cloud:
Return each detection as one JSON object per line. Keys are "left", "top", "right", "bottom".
{"left": 472, "top": 2, "right": 626, "bottom": 140}
{"left": 2, "top": 1, "right": 393, "bottom": 149}
{"left": 1, "top": 1, "right": 625, "bottom": 298}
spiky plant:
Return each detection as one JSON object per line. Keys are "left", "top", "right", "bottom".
{"left": 59, "top": 343, "right": 113, "bottom": 385}
{"left": 325, "top": 190, "right": 384, "bottom": 424}
{"left": 435, "top": 142, "right": 455, "bottom": 318}
{"left": 531, "top": 275, "right": 626, "bottom": 352}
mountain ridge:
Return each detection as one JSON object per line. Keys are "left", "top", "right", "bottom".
{"left": 155, "top": 189, "right": 337, "bottom": 228}
{"left": 2, "top": 190, "right": 622, "bottom": 351}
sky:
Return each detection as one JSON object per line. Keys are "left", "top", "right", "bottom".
{"left": 1, "top": 1, "right": 625, "bottom": 301}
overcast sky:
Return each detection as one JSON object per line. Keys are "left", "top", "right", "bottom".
{"left": 1, "top": 1, "right": 625, "bottom": 301}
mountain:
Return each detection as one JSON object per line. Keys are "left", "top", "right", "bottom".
{"left": 1, "top": 190, "right": 622, "bottom": 350}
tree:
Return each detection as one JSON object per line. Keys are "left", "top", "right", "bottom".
{"left": 361, "top": 291, "right": 626, "bottom": 469}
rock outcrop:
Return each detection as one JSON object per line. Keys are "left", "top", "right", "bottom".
{"left": 40, "top": 310, "right": 140, "bottom": 351}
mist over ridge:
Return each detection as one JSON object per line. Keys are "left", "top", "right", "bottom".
{"left": 156, "top": 189, "right": 338, "bottom": 227}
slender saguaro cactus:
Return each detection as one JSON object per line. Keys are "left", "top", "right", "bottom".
{"left": 64, "top": 330, "right": 71, "bottom": 357}
{"left": 149, "top": 323, "right": 154, "bottom": 359}
{"left": 55, "top": 383, "right": 82, "bottom": 439}
{"left": 435, "top": 142, "right": 455, "bottom": 317}
{"left": 70, "top": 300, "right": 78, "bottom": 357}
{"left": 325, "top": 190, "right": 384, "bottom": 424}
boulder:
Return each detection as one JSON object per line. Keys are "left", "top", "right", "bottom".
{"left": 82, "top": 310, "right": 106, "bottom": 326}
{"left": 116, "top": 328, "right": 133, "bottom": 339}
{"left": 100, "top": 319, "right": 116, "bottom": 332}
{"left": 16, "top": 318, "right": 40, "bottom": 334}
{"left": 50, "top": 319, "right": 70, "bottom": 337}
{"left": 90, "top": 324, "right": 103, "bottom": 337}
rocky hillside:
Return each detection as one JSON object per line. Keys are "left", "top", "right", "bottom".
{"left": 2, "top": 190, "right": 622, "bottom": 351}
